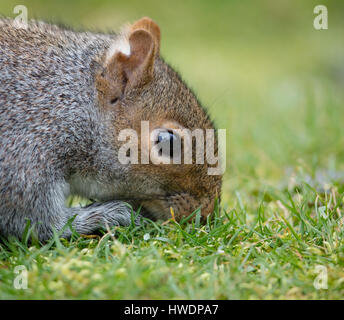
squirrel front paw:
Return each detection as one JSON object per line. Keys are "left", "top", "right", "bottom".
{"left": 98, "top": 201, "right": 141, "bottom": 228}
{"left": 70, "top": 201, "right": 141, "bottom": 235}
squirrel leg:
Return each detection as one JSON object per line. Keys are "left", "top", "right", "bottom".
{"left": 1, "top": 191, "right": 139, "bottom": 241}
{"left": 1, "top": 178, "right": 140, "bottom": 241}
{"left": 61, "top": 201, "right": 138, "bottom": 239}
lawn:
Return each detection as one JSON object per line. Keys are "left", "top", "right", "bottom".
{"left": 0, "top": 0, "right": 344, "bottom": 299}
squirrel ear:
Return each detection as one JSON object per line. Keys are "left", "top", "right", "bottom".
{"left": 105, "top": 17, "right": 160, "bottom": 93}
{"left": 130, "top": 17, "right": 160, "bottom": 55}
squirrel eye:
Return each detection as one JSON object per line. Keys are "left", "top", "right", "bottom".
{"left": 156, "top": 130, "right": 179, "bottom": 158}
{"left": 110, "top": 97, "right": 119, "bottom": 104}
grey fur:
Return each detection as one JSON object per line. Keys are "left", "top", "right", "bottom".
{"left": 0, "top": 19, "right": 134, "bottom": 241}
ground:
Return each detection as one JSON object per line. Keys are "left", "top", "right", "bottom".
{"left": 0, "top": 0, "right": 343, "bottom": 299}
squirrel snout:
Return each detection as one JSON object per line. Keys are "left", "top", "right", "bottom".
{"left": 139, "top": 192, "right": 217, "bottom": 222}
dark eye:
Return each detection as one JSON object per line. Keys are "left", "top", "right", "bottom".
{"left": 156, "top": 130, "right": 179, "bottom": 158}
{"left": 110, "top": 97, "right": 119, "bottom": 104}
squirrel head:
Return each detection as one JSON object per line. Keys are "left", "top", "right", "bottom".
{"left": 95, "top": 17, "right": 222, "bottom": 221}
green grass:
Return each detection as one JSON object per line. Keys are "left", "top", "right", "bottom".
{"left": 1, "top": 180, "right": 344, "bottom": 299}
{"left": 0, "top": 0, "right": 344, "bottom": 299}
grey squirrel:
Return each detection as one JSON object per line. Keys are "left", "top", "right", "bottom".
{"left": 0, "top": 17, "right": 222, "bottom": 241}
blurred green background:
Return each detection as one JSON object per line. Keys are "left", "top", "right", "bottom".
{"left": 1, "top": 0, "right": 343, "bottom": 203}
